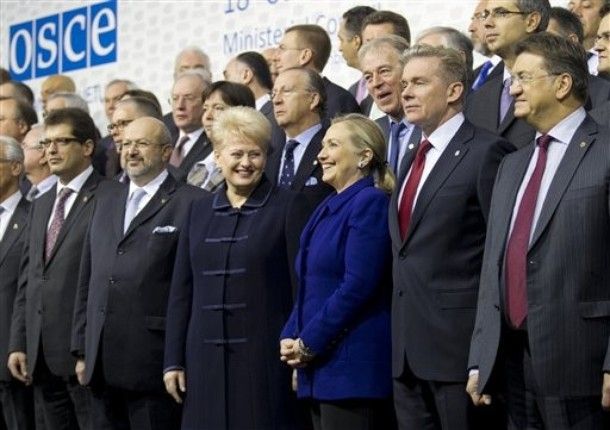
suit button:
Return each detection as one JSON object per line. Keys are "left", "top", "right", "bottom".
{"left": 397, "top": 290, "right": 404, "bottom": 297}
{"left": 109, "top": 277, "right": 115, "bottom": 285}
{"left": 41, "top": 275, "right": 47, "bottom": 281}
{"left": 399, "top": 251, "right": 406, "bottom": 259}
{"left": 528, "top": 260, "right": 536, "bottom": 266}
{"left": 117, "top": 249, "right": 124, "bottom": 255}
{"left": 100, "top": 308, "right": 105, "bottom": 315}
{"left": 37, "top": 309, "right": 42, "bottom": 315}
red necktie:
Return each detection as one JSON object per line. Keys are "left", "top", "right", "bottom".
{"left": 398, "top": 139, "right": 432, "bottom": 240}
{"left": 505, "top": 134, "right": 552, "bottom": 328}
{"left": 45, "top": 187, "right": 74, "bottom": 262}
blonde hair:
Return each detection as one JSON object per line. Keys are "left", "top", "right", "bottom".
{"left": 210, "top": 106, "right": 271, "bottom": 152}
{"left": 331, "top": 113, "right": 395, "bottom": 194}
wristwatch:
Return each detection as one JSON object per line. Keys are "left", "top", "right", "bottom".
{"left": 298, "top": 338, "right": 315, "bottom": 361}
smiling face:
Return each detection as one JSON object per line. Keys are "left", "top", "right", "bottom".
{"left": 214, "top": 135, "right": 266, "bottom": 195}
{"left": 361, "top": 45, "right": 404, "bottom": 119}
{"left": 121, "top": 118, "right": 171, "bottom": 186}
{"left": 318, "top": 122, "right": 366, "bottom": 193}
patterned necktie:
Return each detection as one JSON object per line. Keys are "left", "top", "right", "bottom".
{"left": 499, "top": 77, "right": 512, "bottom": 124}
{"left": 472, "top": 60, "right": 493, "bottom": 91}
{"left": 279, "top": 139, "right": 300, "bottom": 188}
{"left": 123, "top": 188, "right": 147, "bottom": 233}
{"left": 505, "top": 134, "right": 552, "bottom": 328}
{"left": 398, "top": 140, "right": 432, "bottom": 240}
{"left": 45, "top": 187, "right": 74, "bottom": 262}
{"left": 356, "top": 77, "right": 368, "bottom": 104}
{"left": 169, "top": 136, "right": 189, "bottom": 167}
{"left": 26, "top": 185, "right": 39, "bottom": 201}
{"left": 187, "top": 163, "right": 209, "bottom": 188}
{"left": 389, "top": 121, "right": 406, "bottom": 174}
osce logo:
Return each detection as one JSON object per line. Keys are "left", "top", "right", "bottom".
{"left": 9, "top": 0, "right": 117, "bottom": 81}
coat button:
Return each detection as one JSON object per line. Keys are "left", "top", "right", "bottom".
{"left": 117, "top": 249, "right": 124, "bottom": 255}
{"left": 109, "top": 277, "right": 115, "bottom": 285}
{"left": 399, "top": 251, "right": 406, "bottom": 259}
{"left": 397, "top": 290, "right": 404, "bottom": 297}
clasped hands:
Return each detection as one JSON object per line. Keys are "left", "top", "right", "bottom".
{"left": 280, "top": 338, "right": 314, "bottom": 368}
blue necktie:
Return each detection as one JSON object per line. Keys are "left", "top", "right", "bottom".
{"left": 472, "top": 60, "right": 493, "bottom": 91}
{"left": 279, "top": 139, "right": 300, "bottom": 188}
{"left": 389, "top": 122, "right": 405, "bottom": 174}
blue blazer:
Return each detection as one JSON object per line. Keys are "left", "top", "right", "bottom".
{"left": 281, "top": 176, "right": 393, "bottom": 400}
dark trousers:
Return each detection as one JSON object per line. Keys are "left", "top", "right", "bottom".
{"left": 33, "top": 352, "right": 91, "bottom": 430}
{"left": 89, "top": 384, "right": 181, "bottom": 430}
{"left": 393, "top": 364, "right": 505, "bottom": 430}
{"left": 503, "top": 329, "right": 610, "bottom": 430}
{"left": 0, "top": 380, "right": 35, "bottom": 429}
{"left": 308, "top": 398, "right": 395, "bottom": 430}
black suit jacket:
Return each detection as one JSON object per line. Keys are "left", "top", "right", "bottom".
{"left": 259, "top": 99, "right": 276, "bottom": 127}
{"left": 375, "top": 116, "right": 422, "bottom": 177}
{"left": 71, "top": 174, "right": 205, "bottom": 392}
{"left": 590, "top": 100, "right": 610, "bottom": 127}
{"left": 390, "top": 118, "right": 513, "bottom": 382}
{"left": 323, "top": 77, "right": 361, "bottom": 123}
{"left": 348, "top": 79, "right": 374, "bottom": 116}
{"left": 469, "top": 115, "right": 610, "bottom": 396}
{"left": 168, "top": 132, "right": 213, "bottom": 182}
{"left": 586, "top": 74, "right": 610, "bottom": 111}
{"left": 162, "top": 112, "right": 179, "bottom": 142}
{"left": 0, "top": 197, "right": 30, "bottom": 382}
{"left": 9, "top": 170, "right": 106, "bottom": 378}
{"left": 465, "top": 61, "right": 536, "bottom": 150}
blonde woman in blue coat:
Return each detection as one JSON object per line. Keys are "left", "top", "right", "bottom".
{"left": 280, "top": 113, "right": 396, "bottom": 430}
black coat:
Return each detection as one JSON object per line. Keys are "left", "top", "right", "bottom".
{"left": 164, "top": 177, "right": 299, "bottom": 429}
{"left": 71, "top": 174, "right": 205, "bottom": 392}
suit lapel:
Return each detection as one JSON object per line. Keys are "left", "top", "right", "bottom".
{"left": 114, "top": 186, "right": 129, "bottom": 241}
{"left": 292, "top": 128, "right": 325, "bottom": 190}
{"left": 46, "top": 172, "right": 101, "bottom": 265}
{"left": 529, "top": 117, "right": 597, "bottom": 249}
{"left": 0, "top": 198, "right": 29, "bottom": 265}
{"left": 180, "top": 133, "right": 212, "bottom": 174}
{"left": 122, "top": 175, "right": 177, "bottom": 240}
{"left": 476, "top": 64, "right": 504, "bottom": 131}
{"left": 402, "top": 121, "right": 473, "bottom": 245}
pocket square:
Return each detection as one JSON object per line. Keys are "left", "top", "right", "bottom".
{"left": 152, "top": 225, "right": 177, "bottom": 234}
{"left": 304, "top": 176, "right": 318, "bottom": 186}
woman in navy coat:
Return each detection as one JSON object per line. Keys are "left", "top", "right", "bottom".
{"left": 164, "top": 107, "right": 300, "bottom": 429}
{"left": 280, "top": 114, "right": 396, "bottom": 429}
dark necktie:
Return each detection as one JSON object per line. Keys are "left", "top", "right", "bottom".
{"left": 389, "top": 121, "right": 406, "bottom": 174}
{"left": 472, "top": 60, "right": 493, "bottom": 91}
{"left": 26, "top": 185, "right": 39, "bottom": 201}
{"left": 398, "top": 140, "right": 432, "bottom": 240}
{"left": 169, "top": 136, "right": 189, "bottom": 167}
{"left": 505, "top": 134, "right": 552, "bottom": 328}
{"left": 279, "top": 139, "right": 300, "bottom": 188}
{"left": 499, "top": 77, "right": 512, "bottom": 124}
{"left": 45, "top": 187, "right": 74, "bottom": 262}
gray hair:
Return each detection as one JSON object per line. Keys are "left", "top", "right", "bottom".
{"left": 48, "top": 92, "right": 90, "bottom": 113}
{"left": 105, "top": 79, "right": 138, "bottom": 91}
{"left": 0, "top": 135, "right": 24, "bottom": 163}
{"left": 517, "top": 0, "right": 551, "bottom": 32}
{"left": 416, "top": 26, "right": 474, "bottom": 71}
{"left": 358, "top": 34, "right": 411, "bottom": 67}
{"left": 174, "top": 46, "right": 211, "bottom": 78}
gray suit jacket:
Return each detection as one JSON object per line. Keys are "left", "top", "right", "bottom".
{"left": 469, "top": 115, "right": 610, "bottom": 396}
{"left": 590, "top": 100, "right": 610, "bottom": 128}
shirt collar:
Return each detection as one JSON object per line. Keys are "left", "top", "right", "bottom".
{"left": 36, "top": 175, "right": 58, "bottom": 195}
{"left": 255, "top": 94, "right": 271, "bottom": 110}
{"left": 179, "top": 127, "right": 205, "bottom": 144}
{"left": 56, "top": 165, "right": 93, "bottom": 196}
{"left": 0, "top": 191, "right": 22, "bottom": 212}
{"left": 286, "top": 123, "right": 322, "bottom": 144}
{"left": 128, "top": 169, "right": 169, "bottom": 198}
{"left": 213, "top": 174, "right": 273, "bottom": 210}
{"left": 535, "top": 107, "right": 586, "bottom": 146}
{"left": 425, "top": 112, "right": 465, "bottom": 152}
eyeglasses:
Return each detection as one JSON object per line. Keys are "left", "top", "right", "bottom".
{"left": 107, "top": 119, "right": 134, "bottom": 132}
{"left": 509, "top": 73, "right": 559, "bottom": 86}
{"left": 270, "top": 87, "right": 313, "bottom": 100}
{"left": 120, "top": 139, "right": 163, "bottom": 151}
{"left": 39, "top": 137, "right": 81, "bottom": 148}
{"left": 169, "top": 94, "right": 201, "bottom": 105}
{"left": 480, "top": 8, "right": 528, "bottom": 20}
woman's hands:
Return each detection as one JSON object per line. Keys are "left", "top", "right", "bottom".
{"left": 280, "top": 338, "right": 314, "bottom": 368}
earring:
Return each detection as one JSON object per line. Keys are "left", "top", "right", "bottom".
{"left": 358, "top": 160, "right": 366, "bottom": 169}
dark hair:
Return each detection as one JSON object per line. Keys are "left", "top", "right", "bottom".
{"left": 283, "top": 67, "right": 327, "bottom": 118}
{"left": 515, "top": 32, "right": 588, "bottom": 102}
{"left": 117, "top": 96, "right": 163, "bottom": 120}
{"left": 121, "top": 89, "right": 163, "bottom": 114}
{"left": 0, "top": 68, "right": 10, "bottom": 85}
{"left": 44, "top": 108, "right": 97, "bottom": 144}
{"left": 342, "top": 6, "right": 377, "bottom": 37}
{"left": 601, "top": 3, "right": 610, "bottom": 18}
{"left": 1, "top": 96, "right": 38, "bottom": 129}
{"left": 517, "top": 0, "right": 551, "bottom": 32}
{"left": 2, "top": 81, "right": 35, "bottom": 105}
{"left": 204, "top": 81, "right": 255, "bottom": 108}
{"left": 549, "top": 7, "right": 584, "bottom": 43}
{"left": 285, "top": 25, "right": 332, "bottom": 71}
{"left": 236, "top": 51, "right": 273, "bottom": 91}
{"left": 362, "top": 11, "right": 411, "bottom": 44}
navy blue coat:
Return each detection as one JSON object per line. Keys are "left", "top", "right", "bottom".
{"left": 164, "top": 176, "right": 299, "bottom": 430}
{"left": 281, "top": 176, "right": 393, "bottom": 400}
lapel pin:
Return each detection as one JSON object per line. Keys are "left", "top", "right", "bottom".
{"left": 579, "top": 141, "right": 586, "bottom": 148}
{"left": 12, "top": 223, "right": 18, "bottom": 229}
{"left": 454, "top": 150, "right": 460, "bottom": 156}
{"left": 83, "top": 196, "right": 88, "bottom": 202}
{"left": 313, "top": 160, "right": 318, "bottom": 166}
{"left": 161, "top": 198, "right": 167, "bottom": 204}
{"left": 408, "top": 144, "right": 414, "bottom": 150}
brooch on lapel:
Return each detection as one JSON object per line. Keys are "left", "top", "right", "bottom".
{"left": 579, "top": 141, "right": 587, "bottom": 148}
{"left": 454, "top": 150, "right": 461, "bottom": 157}
{"left": 12, "top": 223, "right": 19, "bottom": 230}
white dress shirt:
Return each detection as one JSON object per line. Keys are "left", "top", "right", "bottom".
{"left": 47, "top": 166, "right": 93, "bottom": 230}
{"left": 33, "top": 174, "right": 58, "bottom": 198}
{"left": 255, "top": 94, "right": 271, "bottom": 111}
{"left": 126, "top": 169, "right": 169, "bottom": 217}
{"left": 0, "top": 191, "right": 22, "bottom": 241}
{"left": 278, "top": 123, "right": 323, "bottom": 182}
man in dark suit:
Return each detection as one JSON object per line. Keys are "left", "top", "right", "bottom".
{"left": 8, "top": 108, "right": 106, "bottom": 429}
{"left": 339, "top": 6, "right": 376, "bottom": 112}
{"left": 21, "top": 125, "right": 57, "bottom": 200}
{"left": 0, "top": 136, "right": 34, "bottom": 429}
{"left": 223, "top": 51, "right": 276, "bottom": 126}
{"left": 359, "top": 36, "right": 417, "bottom": 176}
{"left": 465, "top": 0, "right": 551, "bottom": 150}
{"left": 166, "top": 71, "right": 211, "bottom": 182}
{"left": 275, "top": 24, "right": 360, "bottom": 124}
{"left": 390, "top": 45, "right": 513, "bottom": 430}
{"left": 467, "top": 33, "right": 610, "bottom": 429}
{"left": 591, "top": 99, "right": 610, "bottom": 125}
{"left": 71, "top": 117, "right": 205, "bottom": 429}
